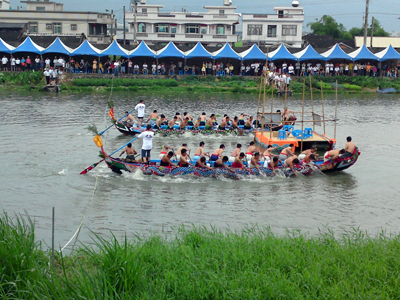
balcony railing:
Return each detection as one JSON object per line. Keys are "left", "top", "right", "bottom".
{"left": 185, "top": 34, "right": 203, "bottom": 38}
{"left": 136, "top": 12, "right": 148, "bottom": 16}
{"left": 213, "top": 34, "right": 227, "bottom": 39}
{"left": 213, "top": 14, "right": 228, "bottom": 18}
{"left": 157, "top": 33, "right": 175, "bottom": 37}
{"left": 158, "top": 13, "right": 175, "bottom": 17}
{"left": 137, "top": 33, "right": 148, "bottom": 37}
{"left": 185, "top": 14, "right": 204, "bottom": 18}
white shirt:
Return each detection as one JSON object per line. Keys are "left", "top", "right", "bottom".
{"left": 35, "top": 58, "right": 40, "bottom": 63}
{"left": 44, "top": 70, "right": 50, "bottom": 77}
{"left": 288, "top": 66, "right": 294, "bottom": 73}
{"left": 143, "top": 64, "right": 148, "bottom": 69}
{"left": 45, "top": 59, "right": 50, "bottom": 65}
{"left": 16, "top": 59, "right": 20, "bottom": 65}
{"left": 2, "top": 57, "right": 8, "bottom": 64}
{"left": 135, "top": 103, "right": 145, "bottom": 118}
{"left": 11, "top": 58, "right": 15, "bottom": 65}
{"left": 138, "top": 130, "right": 154, "bottom": 150}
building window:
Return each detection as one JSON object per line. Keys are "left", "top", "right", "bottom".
{"left": 171, "top": 26, "right": 176, "bottom": 34}
{"left": 186, "top": 24, "right": 199, "bottom": 34}
{"left": 201, "top": 26, "right": 207, "bottom": 34}
{"left": 53, "top": 23, "right": 62, "bottom": 34}
{"left": 156, "top": 24, "right": 169, "bottom": 33}
{"left": 138, "top": 23, "right": 146, "bottom": 33}
{"left": 46, "top": 23, "right": 53, "bottom": 30}
{"left": 142, "top": 8, "right": 147, "bottom": 12}
{"left": 247, "top": 24, "right": 262, "bottom": 35}
{"left": 282, "top": 25, "right": 297, "bottom": 36}
{"left": 71, "top": 24, "right": 77, "bottom": 30}
{"left": 267, "top": 25, "right": 277, "bottom": 37}
{"left": 219, "top": 10, "right": 225, "bottom": 14}
{"left": 36, "top": 6, "right": 45, "bottom": 11}
{"left": 29, "top": 22, "right": 38, "bottom": 33}
{"left": 216, "top": 25, "right": 225, "bottom": 34}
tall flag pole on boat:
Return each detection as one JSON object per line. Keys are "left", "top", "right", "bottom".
{"left": 309, "top": 75, "right": 315, "bottom": 131}
{"left": 98, "top": 108, "right": 136, "bottom": 136}
{"left": 301, "top": 80, "right": 305, "bottom": 152}
{"left": 321, "top": 81, "right": 326, "bottom": 135}
{"left": 80, "top": 136, "right": 139, "bottom": 174}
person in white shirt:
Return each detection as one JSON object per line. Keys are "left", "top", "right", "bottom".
{"left": 135, "top": 100, "right": 146, "bottom": 126}
{"left": 45, "top": 58, "right": 51, "bottom": 69}
{"left": 15, "top": 58, "right": 21, "bottom": 71}
{"left": 113, "top": 60, "right": 120, "bottom": 76}
{"left": 44, "top": 68, "right": 50, "bottom": 85}
{"left": 295, "top": 62, "right": 300, "bottom": 76}
{"left": 282, "top": 62, "right": 287, "bottom": 73}
{"left": 35, "top": 56, "right": 40, "bottom": 71}
{"left": 134, "top": 64, "right": 139, "bottom": 74}
{"left": 288, "top": 64, "right": 294, "bottom": 75}
{"left": 2, "top": 55, "right": 8, "bottom": 71}
{"left": 151, "top": 62, "right": 156, "bottom": 75}
{"left": 137, "top": 124, "right": 154, "bottom": 164}
{"left": 142, "top": 62, "right": 148, "bottom": 75}
{"left": 10, "top": 56, "right": 16, "bottom": 72}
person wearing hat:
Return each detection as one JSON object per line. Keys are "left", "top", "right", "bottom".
{"left": 137, "top": 124, "right": 154, "bottom": 164}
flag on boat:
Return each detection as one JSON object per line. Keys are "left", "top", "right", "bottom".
{"left": 109, "top": 107, "right": 114, "bottom": 119}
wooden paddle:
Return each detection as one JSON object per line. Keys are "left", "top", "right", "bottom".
{"left": 99, "top": 108, "right": 136, "bottom": 136}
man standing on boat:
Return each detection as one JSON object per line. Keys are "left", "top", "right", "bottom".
{"left": 135, "top": 100, "right": 146, "bottom": 126}
{"left": 137, "top": 124, "right": 154, "bottom": 164}
{"left": 342, "top": 136, "right": 356, "bottom": 158}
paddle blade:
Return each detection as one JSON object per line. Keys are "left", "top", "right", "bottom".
{"left": 93, "top": 135, "right": 103, "bottom": 148}
{"left": 80, "top": 161, "right": 101, "bottom": 175}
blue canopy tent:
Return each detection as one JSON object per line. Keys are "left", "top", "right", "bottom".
{"left": 184, "top": 42, "right": 212, "bottom": 59}
{"left": 269, "top": 44, "right": 297, "bottom": 61}
{"left": 375, "top": 45, "right": 400, "bottom": 61}
{"left": 240, "top": 44, "right": 267, "bottom": 61}
{"left": 129, "top": 41, "right": 156, "bottom": 58}
{"left": 321, "top": 43, "right": 351, "bottom": 61}
{"left": 212, "top": 43, "right": 241, "bottom": 60}
{"left": 42, "top": 37, "right": 73, "bottom": 55}
{"left": 71, "top": 40, "right": 101, "bottom": 56}
{"left": 0, "top": 38, "right": 15, "bottom": 53}
{"left": 100, "top": 39, "right": 129, "bottom": 58}
{"left": 156, "top": 42, "right": 185, "bottom": 59}
{"left": 13, "top": 36, "right": 44, "bottom": 54}
{"left": 293, "top": 44, "right": 326, "bottom": 61}
{"left": 348, "top": 44, "right": 378, "bottom": 61}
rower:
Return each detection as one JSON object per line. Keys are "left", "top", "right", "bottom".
{"left": 250, "top": 152, "right": 261, "bottom": 171}
{"left": 179, "top": 149, "right": 195, "bottom": 168}
{"left": 160, "top": 151, "right": 177, "bottom": 168}
{"left": 263, "top": 145, "right": 278, "bottom": 166}
{"left": 232, "top": 152, "right": 248, "bottom": 170}
{"left": 214, "top": 156, "right": 234, "bottom": 172}
{"left": 279, "top": 144, "right": 295, "bottom": 161}
{"left": 324, "top": 149, "right": 345, "bottom": 163}
{"left": 193, "top": 141, "right": 209, "bottom": 164}
{"left": 168, "top": 116, "right": 178, "bottom": 129}
{"left": 342, "top": 136, "right": 356, "bottom": 158}
{"left": 193, "top": 117, "right": 202, "bottom": 129}
{"left": 302, "top": 154, "right": 317, "bottom": 167}
{"left": 284, "top": 155, "right": 300, "bottom": 175}
{"left": 175, "top": 112, "right": 182, "bottom": 122}
{"left": 218, "top": 116, "right": 231, "bottom": 131}
{"left": 159, "top": 145, "right": 173, "bottom": 159}
{"left": 179, "top": 117, "right": 189, "bottom": 130}
{"left": 176, "top": 144, "right": 190, "bottom": 161}
{"left": 205, "top": 114, "right": 215, "bottom": 130}
{"left": 268, "top": 156, "right": 282, "bottom": 176}
{"left": 199, "top": 112, "right": 207, "bottom": 126}
{"left": 230, "top": 143, "right": 242, "bottom": 162}
{"left": 155, "top": 114, "right": 166, "bottom": 129}
{"left": 231, "top": 116, "right": 243, "bottom": 134}
{"left": 119, "top": 143, "right": 137, "bottom": 162}
{"left": 195, "top": 157, "right": 213, "bottom": 170}
{"left": 245, "top": 141, "right": 257, "bottom": 161}
{"left": 183, "top": 112, "right": 194, "bottom": 126}
{"left": 244, "top": 116, "right": 253, "bottom": 130}
{"left": 238, "top": 113, "right": 248, "bottom": 126}
{"left": 125, "top": 111, "right": 136, "bottom": 125}
{"left": 298, "top": 148, "right": 317, "bottom": 161}
{"left": 210, "top": 144, "right": 225, "bottom": 162}
{"left": 146, "top": 110, "right": 159, "bottom": 126}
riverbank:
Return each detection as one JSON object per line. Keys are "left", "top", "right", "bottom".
{"left": 1, "top": 71, "right": 400, "bottom": 94}
{"left": 2, "top": 212, "right": 400, "bottom": 299}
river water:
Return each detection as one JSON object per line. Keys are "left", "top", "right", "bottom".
{"left": 1, "top": 90, "right": 399, "bottom": 250}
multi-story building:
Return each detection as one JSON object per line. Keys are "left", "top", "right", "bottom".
{"left": 242, "top": 1, "right": 304, "bottom": 48}
{"left": 125, "top": 0, "right": 240, "bottom": 47}
{"left": 0, "top": 0, "right": 114, "bottom": 44}
{"left": 0, "top": 0, "right": 10, "bottom": 10}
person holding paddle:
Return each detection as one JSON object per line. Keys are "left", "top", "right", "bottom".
{"left": 119, "top": 143, "right": 137, "bottom": 162}
{"left": 179, "top": 149, "right": 195, "bottom": 168}
{"left": 160, "top": 151, "right": 177, "bottom": 168}
{"left": 210, "top": 144, "right": 225, "bottom": 162}
{"left": 193, "top": 141, "right": 209, "bottom": 163}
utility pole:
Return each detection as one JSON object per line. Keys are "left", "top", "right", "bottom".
{"left": 133, "top": 0, "right": 138, "bottom": 44}
{"left": 363, "top": 0, "right": 369, "bottom": 45}
{"left": 123, "top": 6, "right": 126, "bottom": 45}
{"left": 370, "top": 16, "right": 375, "bottom": 48}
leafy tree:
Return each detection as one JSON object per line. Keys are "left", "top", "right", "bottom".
{"left": 307, "top": 15, "right": 347, "bottom": 39}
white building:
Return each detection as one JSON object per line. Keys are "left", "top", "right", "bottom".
{"left": 125, "top": 0, "right": 240, "bottom": 47}
{"left": 0, "top": 0, "right": 114, "bottom": 44}
{"left": 0, "top": 0, "right": 10, "bottom": 10}
{"left": 242, "top": 1, "right": 304, "bottom": 48}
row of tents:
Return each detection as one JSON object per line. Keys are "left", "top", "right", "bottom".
{"left": 1, "top": 36, "right": 400, "bottom": 62}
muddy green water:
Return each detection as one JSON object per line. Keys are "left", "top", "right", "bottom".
{"left": 0, "top": 90, "right": 399, "bottom": 249}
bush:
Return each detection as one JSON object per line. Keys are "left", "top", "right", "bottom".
{"left": 315, "top": 81, "right": 332, "bottom": 90}
{"left": 343, "top": 83, "right": 362, "bottom": 90}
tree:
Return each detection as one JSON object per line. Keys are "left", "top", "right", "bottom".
{"left": 307, "top": 15, "right": 347, "bottom": 39}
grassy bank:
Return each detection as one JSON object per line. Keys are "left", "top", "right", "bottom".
{"left": 2, "top": 212, "right": 400, "bottom": 299}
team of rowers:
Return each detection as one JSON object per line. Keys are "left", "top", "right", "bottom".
{"left": 125, "top": 109, "right": 295, "bottom": 132}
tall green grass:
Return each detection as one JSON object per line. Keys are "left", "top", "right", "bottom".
{"left": 2, "top": 213, "right": 400, "bottom": 299}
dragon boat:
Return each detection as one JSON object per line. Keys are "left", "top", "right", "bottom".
{"left": 114, "top": 119, "right": 283, "bottom": 137}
